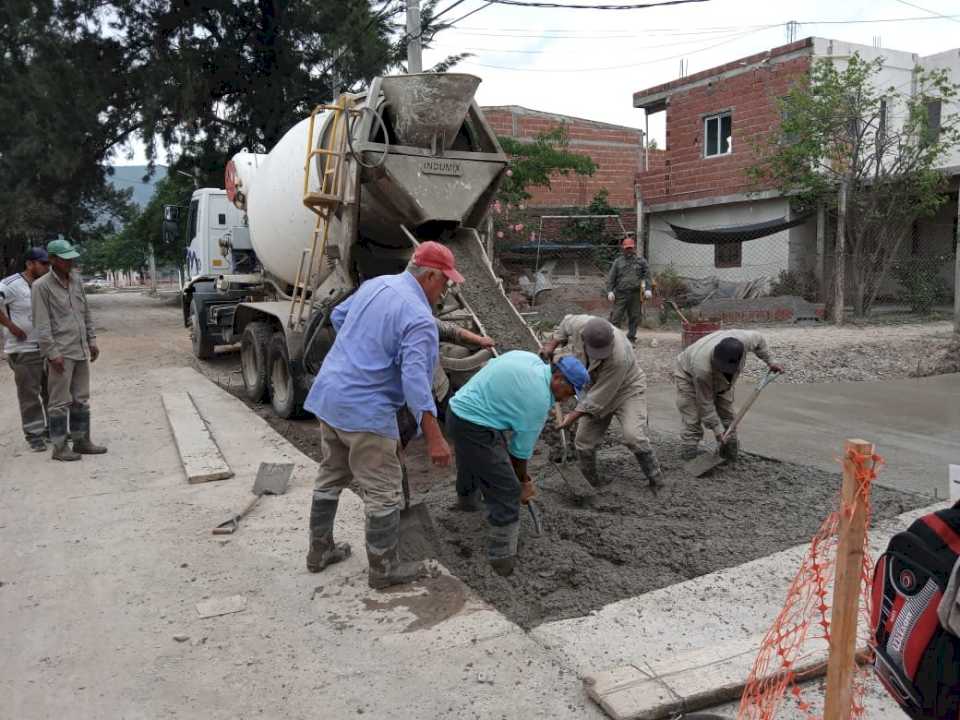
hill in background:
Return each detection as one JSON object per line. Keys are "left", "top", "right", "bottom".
{"left": 108, "top": 165, "right": 168, "bottom": 208}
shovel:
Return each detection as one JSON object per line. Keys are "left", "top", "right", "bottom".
{"left": 686, "top": 369, "right": 780, "bottom": 477}
{"left": 212, "top": 462, "right": 293, "bottom": 534}
{"left": 550, "top": 405, "right": 597, "bottom": 502}
{"left": 397, "top": 454, "right": 442, "bottom": 562}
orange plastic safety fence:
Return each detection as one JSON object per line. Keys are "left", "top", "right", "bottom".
{"left": 737, "top": 450, "right": 884, "bottom": 720}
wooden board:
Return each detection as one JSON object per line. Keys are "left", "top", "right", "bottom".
{"left": 583, "top": 635, "right": 840, "bottom": 720}
{"left": 162, "top": 392, "right": 234, "bottom": 484}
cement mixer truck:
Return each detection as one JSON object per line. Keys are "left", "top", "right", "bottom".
{"left": 171, "top": 73, "right": 538, "bottom": 419}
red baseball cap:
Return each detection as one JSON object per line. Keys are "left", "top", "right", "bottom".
{"left": 412, "top": 241, "right": 465, "bottom": 284}
{"left": 621, "top": 236, "right": 636, "bottom": 249}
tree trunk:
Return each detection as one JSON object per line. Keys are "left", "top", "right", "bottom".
{"left": 833, "top": 179, "right": 849, "bottom": 325}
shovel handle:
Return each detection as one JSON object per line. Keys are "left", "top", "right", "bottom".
{"left": 719, "top": 368, "right": 779, "bottom": 444}
{"left": 211, "top": 494, "right": 262, "bottom": 535}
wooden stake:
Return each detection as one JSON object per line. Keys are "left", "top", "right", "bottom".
{"left": 823, "top": 438, "right": 875, "bottom": 720}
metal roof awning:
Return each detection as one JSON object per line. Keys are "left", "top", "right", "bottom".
{"left": 668, "top": 214, "right": 812, "bottom": 245}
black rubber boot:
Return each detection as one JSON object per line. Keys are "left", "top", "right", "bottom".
{"left": 70, "top": 406, "right": 107, "bottom": 454}
{"left": 306, "top": 495, "right": 351, "bottom": 573}
{"left": 50, "top": 414, "right": 80, "bottom": 462}
{"left": 719, "top": 437, "right": 739, "bottom": 462}
{"left": 487, "top": 520, "right": 520, "bottom": 577}
{"left": 578, "top": 448, "right": 609, "bottom": 488}
{"left": 635, "top": 449, "right": 665, "bottom": 490}
{"left": 680, "top": 444, "right": 699, "bottom": 461}
{"left": 366, "top": 509, "right": 439, "bottom": 590}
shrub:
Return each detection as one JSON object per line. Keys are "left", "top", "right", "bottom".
{"left": 892, "top": 256, "right": 951, "bottom": 314}
{"left": 770, "top": 269, "right": 819, "bottom": 302}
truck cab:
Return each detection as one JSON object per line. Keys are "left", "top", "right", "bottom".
{"left": 173, "top": 188, "right": 260, "bottom": 359}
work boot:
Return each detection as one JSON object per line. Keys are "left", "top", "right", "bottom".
{"left": 680, "top": 444, "right": 699, "bottom": 461}
{"left": 719, "top": 437, "right": 739, "bottom": 462}
{"left": 306, "top": 495, "right": 352, "bottom": 573}
{"left": 635, "top": 449, "right": 665, "bottom": 490}
{"left": 28, "top": 436, "right": 46, "bottom": 452}
{"left": 366, "top": 509, "right": 439, "bottom": 590}
{"left": 70, "top": 406, "right": 107, "bottom": 454}
{"left": 453, "top": 490, "right": 483, "bottom": 512}
{"left": 487, "top": 520, "right": 520, "bottom": 577}
{"left": 578, "top": 448, "right": 610, "bottom": 488}
{"left": 49, "top": 414, "right": 80, "bottom": 462}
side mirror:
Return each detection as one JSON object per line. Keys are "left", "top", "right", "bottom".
{"left": 163, "top": 205, "right": 181, "bottom": 222}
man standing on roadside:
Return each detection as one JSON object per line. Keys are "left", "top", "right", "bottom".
{"left": 303, "top": 241, "right": 457, "bottom": 590}
{"left": 542, "top": 314, "right": 663, "bottom": 490}
{"left": 606, "top": 235, "right": 651, "bottom": 342}
{"left": 32, "top": 238, "right": 107, "bottom": 462}
{"left": 0, "top": 248, "right": 51, "bottom": 451}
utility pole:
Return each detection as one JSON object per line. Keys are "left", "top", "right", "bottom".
{"left": 833, "top": 178, "right": 848, "bottom": 325}
{"left": 406, "top": 0, "right": 422, "bottom": 73}
{"left": 954, "top": 189, "right": 959, "bottom": 334}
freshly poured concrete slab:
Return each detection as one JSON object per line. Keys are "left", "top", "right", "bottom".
{"left": 647, "top": 374, "right": 960, "bottom": 497}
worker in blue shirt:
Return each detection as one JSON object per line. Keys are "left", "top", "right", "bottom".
{"left": 303, "top": 241, "right": 461, "bottom": 590}
{"left": 446, "top": 351, "right": 589, "bottom": 576}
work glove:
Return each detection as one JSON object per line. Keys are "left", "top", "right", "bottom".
{"left": 520, "top": 477, "right": 537, "bottom": 505}
{"left": 607, "top": 292, "right": 615, "bottom": 303}
{"left": 644, "top": 289, "right": 653, "bottom": 299}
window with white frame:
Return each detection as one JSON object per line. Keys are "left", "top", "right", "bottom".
{"left": 704, "top": 112, "right": 732, "bottom": 157}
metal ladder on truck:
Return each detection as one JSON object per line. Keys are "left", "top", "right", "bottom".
{"left": 288, "top": 96, "right": 354, "bottom": 329}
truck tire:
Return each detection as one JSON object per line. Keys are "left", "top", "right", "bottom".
{"left": 268, "top": 331, "right": 306, "bottom": 419}
{"left": 240, "top": 322, "right": 272, "bottom": 402}
{"left": 189, "top": 299, "right": 215, "bottom": 360}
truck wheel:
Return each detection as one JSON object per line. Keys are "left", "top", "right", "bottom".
{"left": 240, "top": 322, "right": 272, "bottom": 402}
{"left": 189, "top": 299, "right": 215, "bottom": 359}
{"left": 268, "top": 331, "right": 306, "bottom": 419}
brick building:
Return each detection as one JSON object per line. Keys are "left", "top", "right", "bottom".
{"left": 633, "top": 37, "right": 960, "bottom": 294}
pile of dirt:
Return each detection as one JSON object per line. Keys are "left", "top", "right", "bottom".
{"left": 912, "top": 336, "right": 960, "bottom": 378}
{"left": 405, "top": 429, "right": 927, "bottom": 630}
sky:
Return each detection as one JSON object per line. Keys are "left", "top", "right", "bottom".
{"left": 113, "top": 0, "right": 960, "bottom": 166}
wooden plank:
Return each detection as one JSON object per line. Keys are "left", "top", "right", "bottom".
{"left": 583, "top": 636, "right": 862, "bottom": 720}
{"left": 824, "top": 439, "right": 874, "bottom": 720}
{"left": 162, "top": 392, "right": 234, "bottom": 484}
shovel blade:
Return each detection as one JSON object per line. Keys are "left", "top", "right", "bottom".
{"left": 252, "top": 462, "right": 293, "bottom": 496}
{"left": 399, "top": 503, "right": 440, "bottom": 562}
{"left": 686, "top": 452, "right": 727, "bottom": 477}
{"left": 553, "top": 461, "right": 597, "bottom": 503}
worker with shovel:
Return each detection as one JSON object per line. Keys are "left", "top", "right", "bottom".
{"left": 541, "top": 315, "right": 663, "bottom": 490}
{"left": 674, "top": 330, "right": 783, "bottom": 462}
{"left": 446, "top": 351, "right": 589, "bottom": 577}
{"left": 303, "top": 241, "right": 458, "bottom": 590}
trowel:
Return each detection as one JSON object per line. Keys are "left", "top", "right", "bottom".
{"left": 686, "top": 369, "right": 780, "bottom": 477}
{"left": 212, "top": 462, "right": 293, "bottom": 534}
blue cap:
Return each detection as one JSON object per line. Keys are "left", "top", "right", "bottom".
{"left": 555, "top": 356, "right": 590, "bottom": 399}
{"left": 26, "top": 247, "right": 49, "bottom": 262}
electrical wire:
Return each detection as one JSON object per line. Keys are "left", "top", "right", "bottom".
{"left": 892, "top": 0, "right": 960, "bottom": 25}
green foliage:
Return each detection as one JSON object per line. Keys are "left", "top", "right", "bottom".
{"left": 748, "top": 53, "right": 960, "bottom": 317}
{"left": 770, "top": 269, "right": 819, "bottom": 303}
{"left": 654, "top": 264, "right": 687, "bottom": 303}
{"left": 891, "top": 256, "right": 952, "bottom": 313}
{"left": 497, "top": 127, "right": 596, "bottom": 206}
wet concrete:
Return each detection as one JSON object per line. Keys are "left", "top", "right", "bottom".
{"left": 646, "top": 373, "right": 960, "bottom": 498}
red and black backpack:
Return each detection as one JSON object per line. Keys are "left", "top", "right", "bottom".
{"left": 871, "top": 505, "right": 960, "bottom": 719}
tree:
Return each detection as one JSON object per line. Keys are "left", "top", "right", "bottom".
{"left": 748, "top": 54, "right": 960, "bottom": 319}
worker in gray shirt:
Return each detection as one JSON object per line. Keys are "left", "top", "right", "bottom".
{"left": 606, "top": 235, "right": 651, "bottom": 342}
{"left": 31, "top": 238, "right": 107, "bottom": 461}
{"left": 542, "top": 314, "right": 663, "bottom": 490}
{"left": 674, "top": 329, "right": 782, "bottom": 461}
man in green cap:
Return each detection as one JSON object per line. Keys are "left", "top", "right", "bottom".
{"left": 32, "top": 237, "right": 107, "bottom": 461}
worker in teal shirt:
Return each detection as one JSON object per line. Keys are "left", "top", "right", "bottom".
{"left": 447, "top": 351, "right": 589, "bottom": 576}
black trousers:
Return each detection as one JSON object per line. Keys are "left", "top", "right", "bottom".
{"left": 446, "top": 410, "right": 520, "bottom": 527}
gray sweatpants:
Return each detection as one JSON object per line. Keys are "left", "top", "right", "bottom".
{"left": 7, "top": 351, "right": 47, "bottom": 441}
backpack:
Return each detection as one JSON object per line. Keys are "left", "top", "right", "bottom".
{"left": 871, "top": 506, "right": 960, "bottom": 719}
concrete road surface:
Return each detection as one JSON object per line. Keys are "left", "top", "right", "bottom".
{"left": 647, "top": 374, "right": 960, "bottom": 497}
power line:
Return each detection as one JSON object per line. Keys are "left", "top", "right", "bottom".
{"left": 892, "top": 0, "right": 960, "bottom": 25}
{"left": 436, "top": 27, "right": 759, "bottom": 53}
{"left": 482, "top": 0, "right": 707, "bottom": 8}
{"left": 443, "top": 2, "right": 495, "bottom": 27}
{"left": 431, "top": 0, "right": 471, "bottom": 23}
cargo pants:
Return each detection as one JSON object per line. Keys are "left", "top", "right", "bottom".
{"left": 674, "top": 369, "right": 736, "bottom": 448}
{"left": 6, "top": 351, "right": 47, "bottom": 442}
{"left": 313, "top": 420, "right": 404, "bottom": 516}
{"left": 610, "top": 289, "right": 642, "bottom": 341}
{"left": 574, "top": 390, "right": 653, "bottom": 455}
{"left": 47, "top": 357, "right": 90, "bottom": 422}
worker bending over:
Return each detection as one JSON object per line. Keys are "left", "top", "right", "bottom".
{"left": 303, "top": 241, "right": 458, "bottom": 590}
{"left": 446, "top": 351, "right": 588, "bottom": 576}
{"left": 674, "top": 329, "right": 782, "bottom": 461}
{"left": 606, "top": 235, "right": 651, "bottom": 342}
{"left": 541, "top": 314, "right": 662, "bottom": 490}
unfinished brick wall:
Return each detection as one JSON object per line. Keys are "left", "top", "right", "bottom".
{"left": 634, "top": 45, "right": 811, "bottom": 206}
{"left": 482, "top": 106, "right": 642, "bottom": 209}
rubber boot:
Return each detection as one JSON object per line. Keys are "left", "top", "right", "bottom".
{"left": 306, "top": 494, "right": 351, "bottom": 573}
{"left": 578, "top": 448, "right": 609, "bottom": 488}
{"left": 635, "top": 449, "right": 665, "bottom": 490}
{"left": 487, "top": 520, "right": 520, "bottom": 577}
{"left": 680, "top": 444, "right": 699, "bottom": 461}
{"left": 70, "top": 406, "right": 107, "bottom": 454}
{"left": 719, "top": 437, "right": 739, "bottom": 462}
{"left": 50, "top": 414, "right": 80, "bottom": 462}
{"left": 454, "top": 490, "right": 483, "bottom": 512}
{"left": 366, "top": 509, "right": 439, "bottom": 590}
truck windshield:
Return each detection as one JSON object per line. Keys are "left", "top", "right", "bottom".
{"left": 187, "top": 199, "right": 199, "bottom": 243}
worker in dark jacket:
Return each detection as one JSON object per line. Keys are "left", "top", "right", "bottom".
{"left": 606, "top": 235, "right": 651, "bottom": 342}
